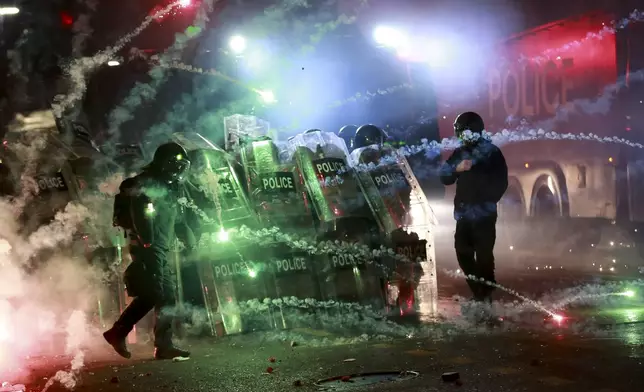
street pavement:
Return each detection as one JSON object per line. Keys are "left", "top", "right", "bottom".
{"left": 19, "top": 319, "right": 644, "bottom": 392}
{"left": 7, "top": 267, "right": 644, "bottom": 392}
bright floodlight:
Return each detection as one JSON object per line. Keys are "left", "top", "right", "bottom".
{"left": 178, "top": 0, "right": 191, "bottom": 7}
{"left": 258, "top": 90, "right": 276, "bottom": 104}
{"left": 229, "top": 35, "right": 247, "bottom": 54}
{"left": 373, "top": 26, "right": 408, "bottom": 48}
{"left": 107, "top": 60, "right": 120, "bottom": 67}
{"left": 0, "top": 7, "right": 19, "bottom": 15}
{"left": 552, "top": 314, "right": 564, "bottom": 323}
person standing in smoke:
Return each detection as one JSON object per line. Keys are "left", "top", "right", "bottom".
{"left": 104, "top": 142, "right": 196, "bottom": 360}
{"left": 440, "top": 112, "right": 508, "bottom": 302}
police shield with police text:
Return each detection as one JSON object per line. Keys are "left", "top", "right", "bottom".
{"left": 104, "top": 142, "right": 195, "bottom": 360}
{"left": 440, "top": 112, "right": 508, "bottom": 302}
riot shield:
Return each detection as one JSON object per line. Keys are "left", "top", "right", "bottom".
{"left": 287, "top": 131, "right": 373, "bottom": 225}
{"left": 241, "top": 137, "right": 315, "bottom": 232}
{"left": 171, "top": 133, "right": 281, "bottom": 336}
{"left": 351, "top": 144, "right": 439, "bottom": 320}
{"left": 315, "top": 218, "right": 386, "bottom": 315}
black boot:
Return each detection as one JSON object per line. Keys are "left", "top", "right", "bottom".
{"left": 103, "top": 326, "right": 132, "bottom": 359}
{"left": 154, "top": 345, "right": 191, "bottom": 360}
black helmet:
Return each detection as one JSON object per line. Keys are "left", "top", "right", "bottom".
{"left": 454, "top": 112, "right": 485, "bottom": 139}
{"left": 305, "top": 128, "right": 323, "bottom": 134}
{"left": 354, "top": 124, "right": 386, "bottom": 149}
{"left": 338, "top": 125, "right": 358, "bottom": 150}
{"left": 149, "top": 142, "right": 190, "bottom": 182}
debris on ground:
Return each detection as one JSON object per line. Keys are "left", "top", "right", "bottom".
{"left": 343, "top": 358, "right": 356, "bottom": 362}
{"left": 340, "top": 376, "right": 352, "bottom": 382}
{"left": 268, "top": 356, "right": 276, "bottom": 363}
{"left": 266, "top": 367, "right": 274, "bottom": 374}
{"left": 293, "top": 380, "right": 303, "bottom": 387}
{"left": 441, "top": 372, "right": 460, "bottom": 383}
{"left": 109, "top": 376, "right": 119, "bottom": 384}
{"left": 172, "top": 356, "right": 190, "bottom": 362}
{"left": 530, "top": 359, "right": 542, "bottom": 366}
{"left": 290, "top": 341, "right": 298, "bottom": 347}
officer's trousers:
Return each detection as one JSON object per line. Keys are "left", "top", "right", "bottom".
{"left": 454, "top": 214, "right": 497, "bottom": 300}
{"left": 115, "top": 248, "right": 177, "bottom": 348}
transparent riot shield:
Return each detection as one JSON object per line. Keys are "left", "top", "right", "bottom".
{"left": 351, "top": 144, "right": 439, "bottom": 320}
{"left": 172, "top": 132, "right": 257, "bottom": 234}
{"left": 266, "top": 245, "right": 323, "bottom": 330}
{"left": 287, "top": 131, "right": 385, "bottom": 311}
{"left": 316, "top": 219, "right": 386, "bottom": 313}
{"left": 287, "top": 131, "right": 373, "bottom": 224}
{"left": 195, "top": 237, "right": 280, "bottom": 334}
{"left": 240, "top": 137, "right": 315, "bottom": 232}
{"left": 171, "top": 132, "right": 279, "bottom": 335}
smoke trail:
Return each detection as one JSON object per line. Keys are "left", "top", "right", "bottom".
{"left": 104, "top": 0, "right": 217, "bottom": 148}
{"left": 0, "top": 196, "right": 105, "bottom": 387}
{"left": 52, "top": 1, "right": 185, "bottom": 118}
{"left": 169, "top": 8, "right": 644, "bottom": 142}
{"left": 0, "top": 133, "right": 109, "bottom": 387}
{"left": 41, "top": 311, "right": 89, "bottom": 392}
{"left": 141, "top": 1, "right": 367, "bottom": 147}
{"left": 524, "top": 9, "right": 644, "bottom": 63}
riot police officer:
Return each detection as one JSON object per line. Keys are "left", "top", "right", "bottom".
{"left": 338, "top": 125, "right": 358, "bottom": 151}
{"left": 104, "top": 142, "right": 195, "bottom": 360}
{"left": 353, "top": 124, "right": 387, "bottom": 149}
{"left": 439, "top": 112, "right": 508, "bottom": 302}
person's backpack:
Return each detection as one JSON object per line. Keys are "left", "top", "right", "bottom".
{"left": 112, "top": 177, "right": 137, "bottom": 230}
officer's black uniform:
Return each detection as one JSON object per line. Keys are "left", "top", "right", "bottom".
{"left": 103, "top": 143, "right": 195, "bottom": 360}
{"left": 440, "top": 112, "right": 508, "bottom": 301}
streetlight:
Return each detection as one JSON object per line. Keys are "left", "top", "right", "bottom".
{"left": 229, "top": 35, "right": 247, "bottom": 55}
{"left": 373, "top": 26, "right": 408, "bottom": 49}
{"left": 0, "top": 7, "right": 19, "bottom": 16}
{"left": 258, "top": 89, "right": 276, "bottom": 104}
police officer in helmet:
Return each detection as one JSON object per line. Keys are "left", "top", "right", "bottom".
{"left": 440, "top": 112, "right": 508, "bottom": 303}
{"left": 353, "top": 124, "right": 387, "bottom": 149}
{"left": 338, "top": 125, "right": 358, "bottom": 150}
{"left": 105, "top": 142, "right": 196, "bottom": 360}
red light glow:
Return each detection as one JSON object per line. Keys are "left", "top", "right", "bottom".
{"left": 60, "top": 11, "right": 73, "bottom": 27}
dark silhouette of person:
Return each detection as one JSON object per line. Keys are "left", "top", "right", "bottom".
{"left": 440, "top": 112, "right": 508, "bottom": 302}
{"left": 104, "top": 142, "right": 196, "bottom": 360}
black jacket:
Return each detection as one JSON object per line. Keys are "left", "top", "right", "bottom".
{"left": 439, "top": 140, "right": 508, "bottom": 220}
{"left": 119, "top": 172, "right": 197, "bottom": 274}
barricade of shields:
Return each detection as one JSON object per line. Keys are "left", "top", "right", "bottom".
{"left": 192, "top": 233, "right": 401, "bottom": 336}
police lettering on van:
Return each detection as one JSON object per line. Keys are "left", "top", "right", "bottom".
{"left": 260, "top": 172, "right": 296, "bottom": 194}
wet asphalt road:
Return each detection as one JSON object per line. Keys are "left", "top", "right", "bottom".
{"left": 22, "top": 321, "right": 644, "bottom": 392}
{"left": 12, "top": 258, "right": 644, "bottom": 392}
